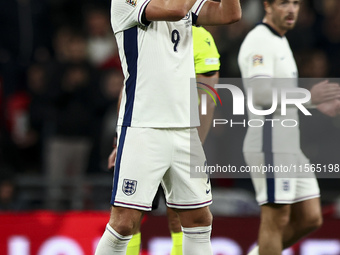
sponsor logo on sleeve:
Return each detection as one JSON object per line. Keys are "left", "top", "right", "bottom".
{"left": 205, "top": 58, "right": 219, "bottom": 65}
{"left": 126, "top": 0, "right": 137, "bottom": 7}
{"left": 253, "top": 55, "right": 263, "bottom": 66}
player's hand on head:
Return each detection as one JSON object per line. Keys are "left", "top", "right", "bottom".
{"left": 311, "top": 80, "right": 340, "bottom": 105}
{"left": 108, "top": 148, "right": 117, "bottom": 171}
{"left": 316, "top": 99, "right": 340, "bottom": 117}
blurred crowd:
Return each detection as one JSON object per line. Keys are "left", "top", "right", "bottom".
{"left": 0, "top": 0, "right": 340, "bottom": 212}
{"left": 0, "top": 0, "right": 123, "bottom": 210}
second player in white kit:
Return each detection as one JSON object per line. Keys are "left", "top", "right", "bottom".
{"left": 238, "top": 1, "right": 340, "bottom": 255}
{"left": 238, "top": 22, "right": 319, "bottom": 205}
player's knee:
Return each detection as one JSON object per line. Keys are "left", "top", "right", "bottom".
{"left": 303, "top": 212, "right": 323, "bottom": 233}
{"left": 263, "top": 213, "right": 290, "bottom": 231}
{"left": 193, "top": 208, "right": 213, "bottom": 226}
{"left": 191, "top": 208, "right": 213, "bottom": 226}
{"left": 262, "top": 204, "right": 290, "bottom": 231}
{"left": 178, "top": 206, "right": 213, "bottom": 227}
{"left": 108, "top": 219, "right": 134, "bottom": 236}
{"left": 274, "top": 214, "right": 290, "bottom": 230}
{"left": 108, "top": 207, "right": 142, "bottom": 236}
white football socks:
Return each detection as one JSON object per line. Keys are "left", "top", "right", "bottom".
{"left": 248, "top": 245, "right": 259, "bottom": 255}
{"left": 182, "top": 225, "right": 213, "bottom": 255}
{"left": 95, "top": 223, "right": 132, "bottom": 255}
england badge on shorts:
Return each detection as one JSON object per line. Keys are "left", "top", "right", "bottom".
{"left": 282, "top": 180, "right": 290, "bottom": 191}
{"left": 122, "top": 179, "right": 137, "bottom": 196}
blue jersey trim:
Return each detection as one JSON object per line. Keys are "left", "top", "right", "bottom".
{"left": 192, "top": 13, "right": 198, "bottom": 25}
{"left": 111, "top": 126, "right": 128, "bottom": 205}
{"left": 263, "top": 114, "right": 275, "bottom": 203}
{"left": 122, "top": 26, "right": 138, "bottom": 126}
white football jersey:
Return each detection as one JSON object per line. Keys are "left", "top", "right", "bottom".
{"left": 238, "top": 23, "right": 301, "bottom": 153}
{"left": 111, "top": 0, "right": 207, "bottom": 127}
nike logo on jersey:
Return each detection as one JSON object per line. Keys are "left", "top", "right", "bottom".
{"left": 205, "top": 38, "right": 211, "bottom": 46}
{"left": 206, "top": 189, "right": 211, "bottom": 194}
{"left": 182, "top": 13, "right": 190, "bottom": 20}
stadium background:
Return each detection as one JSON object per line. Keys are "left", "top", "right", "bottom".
{"left": 0, "top": 0, "right": 339, "bottom": 254}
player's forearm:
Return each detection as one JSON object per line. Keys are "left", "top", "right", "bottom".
{"left": 197, "top": 72, "right": 219, "bottom": 144}
{"left": 249, "top": 78, "right": 313, "bottom": 109}
{"left": 145, "top": 0, "right": 197, "bottom": 21}
{"left": 310, "top": 80, "right": 340, "bottom": 105}
{"left": 197, "top": 0, "right": 241, "bottom": 26}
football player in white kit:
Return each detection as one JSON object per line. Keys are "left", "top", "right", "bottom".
{"left": 238, "top": 0, "right": 340, "bottom": 255}
{"left": 95, "top": 1, "right": 241, "bottom": 255}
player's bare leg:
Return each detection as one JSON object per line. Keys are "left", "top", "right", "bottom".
{"left": 252, "top": 198, "right": 322, "bottom": 255}
{"left": 258, "top": 204, "right": 290, "bottom": 255}
{"left": 167, "top": 207, "right": 183, "bottom": 255}
{"left": 177, "top": 206, "right": 213, "bottom": 255}
{"left": 95, "top": 206, "right": 144, "bottom": 255}
{"left": 282, "top": 198, "right": 322, "bottom": 249}
{"left": 108, "top": 206, "right": 144, "bottom": 235}
{"left": 168, "top": 207, "right": 182, "bottom": 232}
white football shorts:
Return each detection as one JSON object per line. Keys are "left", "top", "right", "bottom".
{"left": 110, "top": 126, "right": 212, "bottom": 211}
{"left": 244, "top": 152, "right": 320, "bottom": 205}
